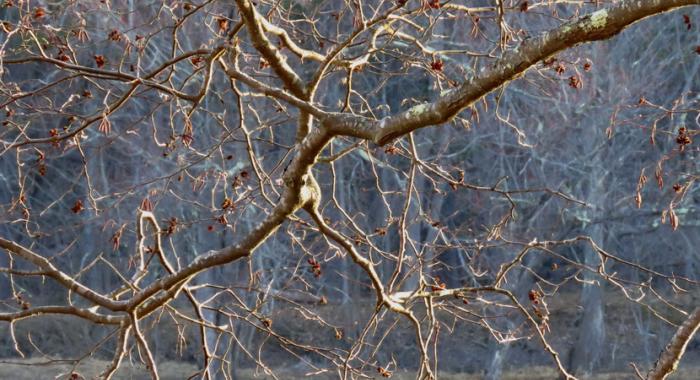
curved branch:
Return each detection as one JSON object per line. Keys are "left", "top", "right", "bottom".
{"left": 647, "top": 307, "right": 700, "bottom": 380}
{"left": 218, "top": 57, "right": 327, "bottom": 118}
{"left": 0, "top": 305, "right": 122, "bottom": 324}
{"left": 234, "top": 0, "right": 307, "bottom": 98}
{"left": 126, "top": 128, "right": 333, "bottom": 314}
{"left": 0, "top": 238, "right": 128, "bottom": 311}
{"left": 328, "top": 0, "right": 700, "bottom": 145}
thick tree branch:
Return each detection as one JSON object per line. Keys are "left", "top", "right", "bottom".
{"left": 328, "top": 0, "right": 700, "bottom": 145}
{"left": 0, "top": 238, "right": 128, "bottom": 311}
{"left": 2, "top": 99, "right": 334, "bottom": 320}
{"left": 234, "top": 0, "right": 307, "bottom": 98}
{"left": 126, "top": 128, "right": 332, "bottom": 314}
{"left": 647, "top": 307, "right": 700, "bottom": 380}
{"left": 0, "top": 305, "right": 122, "bottom": 324}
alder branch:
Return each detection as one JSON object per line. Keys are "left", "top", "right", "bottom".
{"left": 0, "top": 305, "right": 122, "bottom": 324}
{"left": 328, "top": 0, "right": 700, "bottom": 145}
{"left": 218, "top": 57, "right": 327, "bottom": 118}
{"left": 497, "top": 288, "right": 576, "bottom": 380}
{"left": 647, "top": 307, "right": 700, "bottom": 380}
{"left": 1, "top": 2, "right": 698, "bottom": 377}
{"left": 3, "top": 52, "right": 209, "bottom": 101}
{"left": 124, "top": 128, "right": 333, "bottom": 315}
{"left": 0, "top": 238, "right": 128, "bottom": 311}
{"left": 258, "top": 17, "right": 326, "bottom": 63}
{"left": 234, "top": 0, "right": 307, "bottom": 98}
{"left": 306, "top": 207, "right": 404, "bottom": 312}
{"left": 100, "top": 324, "right": 131, "bottom": 380}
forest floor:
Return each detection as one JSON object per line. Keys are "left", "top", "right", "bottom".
{"left": 1, "top": 359, "right": 699, "bottom": 379}
{"left": 1, "top": 289, "right": 698, "bottom": 379}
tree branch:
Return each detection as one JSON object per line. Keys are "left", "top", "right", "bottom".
{"left": 329, "top": 0, "right": 700, "bottom": 145}
{"left": 0, "top": 238, "right": 128, "bottom": 311}
{"left": 647, "top": 307, "right": 700, "bottom": 380}
{"left": 234, "top": 0, "right": 307, "bottom": 98}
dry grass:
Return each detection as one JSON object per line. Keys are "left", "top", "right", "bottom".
{"left": 1, "top": 359, "right": 698, "bottom": 380}
{"left": 0, "top": 358, "right": 196, "bottom": 380}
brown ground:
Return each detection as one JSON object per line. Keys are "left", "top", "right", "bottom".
{"left": 1, "top": 289, "right": 698, "bottom": 379}
{"left": 0, "top": 359, "right": 698, "bottom": 379}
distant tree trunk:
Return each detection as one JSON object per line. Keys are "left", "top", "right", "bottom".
{"left": 485, "top": 333, "right": 511, "bottom": 380}
{"left": 646, "top": 307, "right": 700, "bottom": 380}
{"left": 568, "top": 122, "right": 607, "bottom": 376}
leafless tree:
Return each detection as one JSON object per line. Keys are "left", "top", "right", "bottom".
{"left": 0, "top": 0, "right": 699, "bottom": 379}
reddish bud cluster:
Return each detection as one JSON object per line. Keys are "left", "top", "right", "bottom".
{"left": 308, "top": 258, "right": 322, "bottom": 277}
{"left": 165, "top": 217, "right": 178, "bottom": 236}
{"left": 568, "top": 75, "right": 582, "bottom": 89}
{"left": 555, "top": 63, "right": 565, "bottom": 75}
{"left": 98, "top": 117, "right": 111, "bottom": 135}
{"left": 377, "top": 366, "right": 393, "bottom": 378}
{"left": 217, "top": 17, "right": 228, "bottom": 34}
{"left": 662, "top": 209, "right": 680, "bottom": 231}
{"left": 676, "top": 127, "right": 692, "bottom": 151}
{"left": 71, "top": 199, "right": 84, "bottom": 213}
{"left": 430, "top": 58, "right": 443, "bottom": 72}
{"left": 94, "top": 55, "right": 106, "bottom": 68}
{"left": 190, "top": 56, "right": 204, "bottom": 66}
{"left": 431, "top": 276, "right": 446, "bottom": 292}
{"left": 528, "top": 289, "right": 541, "bottom": 303}
{"left": 519, "top": 1, "right": 528, "bottom": 12}
{"left": 56, "top": 50, "right": 70, "bottom": 62}
{"left": 384, "top": 145, "right": 401, "bottom": 155}
{"left": 111, "top": 229, "right": 122, "bottom": 250}
{"left": 108, "top": 29, "right": 121, "bottom": 42}
{"left": 34, "top": 7, "right": 45, "bottom": 19}
{"left": 140, "top": 197, "right": 153, "bottom": 211}
{"left": 36, "top": 150, "right": 46, "bottom": 176}
{"left": 221, "top": 197, "right": 234, "bottom": 210}
{"left": 654, "top": 165, "right": 664, "bottom": 189}
{"left": 15, "top": 293, "right": 30, "bottom": 310}
{"left": 529, "top": 289, "right": 550, "bottom": 332}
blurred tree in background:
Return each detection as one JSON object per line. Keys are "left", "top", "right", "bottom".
{"left": 0, "top": 0, "right": 699, "bottom": 379}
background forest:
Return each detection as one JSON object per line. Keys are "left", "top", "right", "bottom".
{"left": 0, "top": 0, "right": 699, "bottom": 379}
